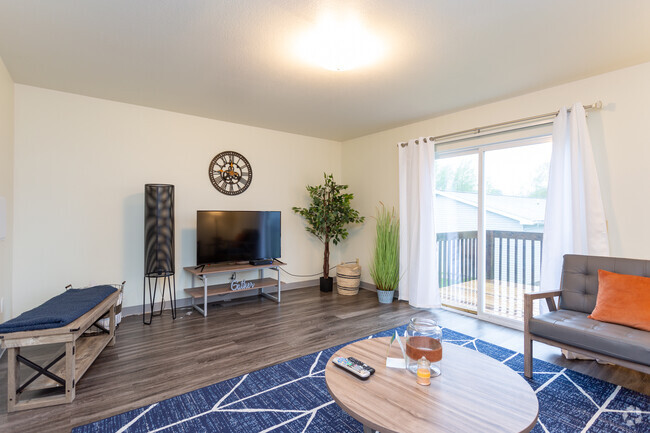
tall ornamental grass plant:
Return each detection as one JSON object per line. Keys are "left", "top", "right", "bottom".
{"left": 370, "top": 204, "right": 399, "bottom": 291}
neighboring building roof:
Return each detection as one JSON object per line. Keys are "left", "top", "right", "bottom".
{"left": 436, "top": 191, "right": 546, "bottom": 225}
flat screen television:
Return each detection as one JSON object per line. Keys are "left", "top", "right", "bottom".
{"left": 196, "top": 210, "right": 281, "bottom": 265}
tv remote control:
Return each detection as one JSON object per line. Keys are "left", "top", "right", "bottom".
{"left": 332, "top": 357, "right": 371, "bottom": 380}
{"left": 347, "top": 357, "right": 375, "bottom": 375}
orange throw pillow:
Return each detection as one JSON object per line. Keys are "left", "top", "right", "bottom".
{"left": 588, "top": 269, "right": 650, "bottom": 331}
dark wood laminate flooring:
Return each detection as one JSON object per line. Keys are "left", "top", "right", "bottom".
{"left": 0, "top": 287, "right": 648, "bottom": 432}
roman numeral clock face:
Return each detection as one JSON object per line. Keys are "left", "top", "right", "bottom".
{"left": 209, "top": 151, "right": 252, "bottom": 195}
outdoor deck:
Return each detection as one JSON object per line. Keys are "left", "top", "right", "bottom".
{"left": 440, "top": 279, "right": 541, "bottom": 320}
{"left": 437, "top": 229, "right": 543, "bottom": 321}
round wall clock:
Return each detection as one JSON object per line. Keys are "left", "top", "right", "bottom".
{"left": 208, "top": 151, "right": 253, "bottom": 195}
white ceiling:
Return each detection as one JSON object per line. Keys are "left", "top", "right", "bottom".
{"left": 1, "top": 1, "right": 650, "bottom": 141}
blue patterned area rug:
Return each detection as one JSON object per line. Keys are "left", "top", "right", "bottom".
{"left": 74, "top": 325, "right": 649, "bottom": 433}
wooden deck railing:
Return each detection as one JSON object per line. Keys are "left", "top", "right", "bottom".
{"left": 437, "top": 230, "right": 543, "bottom": 318}
{"left": 437, "top": 230, "right": 478, "bottom": 287}
{"left": 485, "top": 230, "right": 543, "bottom": 287}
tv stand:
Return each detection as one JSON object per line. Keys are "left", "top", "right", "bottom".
{"left": 183, "top": 260, "right": 286, "bottom": 317}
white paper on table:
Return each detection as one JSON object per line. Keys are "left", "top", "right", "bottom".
{"left": 386, "top": 357, "right": 406, "bottom": 369}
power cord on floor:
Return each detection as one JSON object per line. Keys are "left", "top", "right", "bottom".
{"left": 278, "top": 260, "right": 358, "bottom": 278}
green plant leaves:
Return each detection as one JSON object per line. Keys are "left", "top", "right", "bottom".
{"left": 292, "top": 173, "right": 365, "bottom": 278}
{"left": 369, "top": 204, "right": 399, "bottom": 291}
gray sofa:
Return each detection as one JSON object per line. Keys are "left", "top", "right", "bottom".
{"left": 524, "top": 254, "right": 650, "bottom": 378}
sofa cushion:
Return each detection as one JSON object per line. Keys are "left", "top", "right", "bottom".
{"left": 588, "top": 270, "right": 650, "bottom": 331}
{"left": 529, "top": 310, "right": 650, "bottom": 366}
{"left": 559, "top": 254, "right": 650, "bottom": 314}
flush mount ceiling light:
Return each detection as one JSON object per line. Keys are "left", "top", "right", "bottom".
{"left": 296, "top": 13, "right": 384, "bottom": 71}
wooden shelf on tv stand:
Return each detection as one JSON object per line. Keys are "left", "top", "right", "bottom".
{"left": 183, "top": 260, "right": 286, "bottom": 317}
{"left": 185, "top": 277, "right": 280, "bottom": 298}
{"left": 183, "top": 259, "right": 286, "bottom": 276}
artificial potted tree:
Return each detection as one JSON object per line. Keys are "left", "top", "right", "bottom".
{"left": 370, "top": 204, "right": 400, "bottom": 303}
{"left": 293, "top": 173, "right": 364, "bottom": 292}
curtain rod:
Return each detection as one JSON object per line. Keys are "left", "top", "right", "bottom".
{"left": 398, "top": 101, "right": 603, "bottom": 147}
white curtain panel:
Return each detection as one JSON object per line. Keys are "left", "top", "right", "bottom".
{"left": 398, "top": 138, "right": 441, "bottom": 308}
{"left": 540, "top": 103, "right": 610, "bottom": 295}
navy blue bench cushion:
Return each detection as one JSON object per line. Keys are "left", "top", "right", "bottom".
{"left": 0, "top": 285, "right": 117, "bottom": 334}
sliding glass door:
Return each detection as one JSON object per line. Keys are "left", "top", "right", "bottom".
{"left": 435, "top": 137, "right": 551, "bottom": 326}
{"left": 435, "top": 153, "right": 479, "bottom": 314}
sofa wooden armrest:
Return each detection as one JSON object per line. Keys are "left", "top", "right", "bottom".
{"left": 524, "top": 289, "right": 561, "bottom": 319}
{"left": 523, "top": 290, "right": 562, "bottom": 378}
{"left": 523, "top": 289, "right": 562, "bottom": 300}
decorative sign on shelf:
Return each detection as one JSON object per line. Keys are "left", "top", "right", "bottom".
{"left": 231, "top": 279, "right": 255, "bottom": 291}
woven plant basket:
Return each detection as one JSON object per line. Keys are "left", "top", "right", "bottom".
{"left": 336, "top": 261, "right": 361, "bottom": 295}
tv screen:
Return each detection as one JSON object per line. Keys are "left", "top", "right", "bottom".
{"left": 196, "top": 211, "right": 281, "bottom": 265}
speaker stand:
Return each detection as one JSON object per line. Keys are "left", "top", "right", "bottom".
{"left": 143, "top": 272, "right": 177, "bottom": 325}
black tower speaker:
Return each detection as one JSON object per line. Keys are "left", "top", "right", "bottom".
{"left": 143, "top": 184, "right": 176, "bottom": 324}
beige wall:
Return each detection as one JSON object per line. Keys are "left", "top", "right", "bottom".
{"left": 10, "top": 61, "right": 650, "bottom": 313}
{"left": 0, "top": 57, "right": 13, "bottom": 321}
{"left": 342, "top": 61, "right": 650, "bottom": 284}
{"left": 12, "top": 85, "right": 343, "bottom": 313}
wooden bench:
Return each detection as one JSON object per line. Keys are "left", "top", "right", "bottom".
{"left": 0, "top": 285, "right": 122, "bottom": 412}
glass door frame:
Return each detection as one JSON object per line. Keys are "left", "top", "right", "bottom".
{"left": 436, "top": 135, "right": 551, "bottom": 331}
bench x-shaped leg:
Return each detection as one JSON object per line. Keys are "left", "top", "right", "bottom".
{"left": 7, "top": 344, "right": 75, "bottom": 411}
{"left": 16, "top": 352, "right": 66, "bottom": 394}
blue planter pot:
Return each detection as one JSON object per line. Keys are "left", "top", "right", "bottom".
{"left": 377, "top": 289, "right": 395, "bottom": 304}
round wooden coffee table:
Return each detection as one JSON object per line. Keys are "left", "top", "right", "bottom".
{"left": 325, "top": 337, "right": 538, "bottom": 433}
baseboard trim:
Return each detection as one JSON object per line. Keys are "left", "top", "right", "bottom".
{"left": 122, "top": 279, "right": 321, "bottom": 317}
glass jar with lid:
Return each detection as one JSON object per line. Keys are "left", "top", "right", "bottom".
{"left": 405, "top": 317, "right": 442, "bottom": 377}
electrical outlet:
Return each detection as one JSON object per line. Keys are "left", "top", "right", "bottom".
{"left": 0, "top": 297, "right": 4, "bottom": 314}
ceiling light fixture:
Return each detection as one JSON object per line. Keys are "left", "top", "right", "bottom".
{"left": 296, "top": 13, "right": 383, "bottom": 71}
